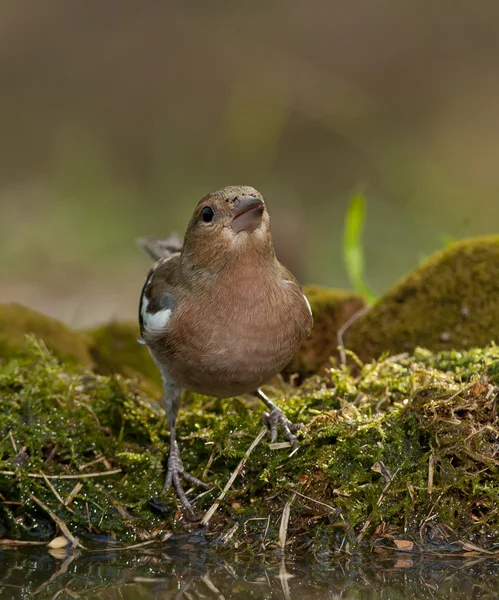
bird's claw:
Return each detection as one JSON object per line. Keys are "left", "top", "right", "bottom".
{"left": 262, "top": 407, "right": 303, "bottom": 449}
{"left": 163, "top": 441, "right": 209, "bottom": 519}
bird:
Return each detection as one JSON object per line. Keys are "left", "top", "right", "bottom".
{"left": 137, "top": 185, "right": 313, "bottom": 517}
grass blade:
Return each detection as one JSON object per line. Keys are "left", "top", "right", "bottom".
{"left": 343, "top": 191, "right": 376, "bottom": 304}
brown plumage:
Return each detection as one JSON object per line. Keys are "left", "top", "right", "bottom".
{"left": 138, "top": 185, "right": 313, "bottom": 517}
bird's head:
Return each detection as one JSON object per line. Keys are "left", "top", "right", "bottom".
{"left": 181, "top": 185, "right": 275, "bottom": 273}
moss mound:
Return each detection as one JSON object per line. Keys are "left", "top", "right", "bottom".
{"left": 346, "top": 236, "right": 499, "bottom": 362}
{"left": 0, "top": 303, "right": 92, "bottom": 365}
{"left": 0, "top": 304, "right": 160, "bottom": 394}
{"left": 88, "top": 321, "right": 161, "bottom": 394}
{"left": 1, "top": 337, "right": 498, "bottom": 551}
{"left": 284, "top": 286, "right": 366, "bottom": 380}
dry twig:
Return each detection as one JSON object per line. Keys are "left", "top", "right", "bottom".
{"left": 78, "top": 456, "right": 107, "bottom": 471}
{"left": 279, "top": 494, "right": 296, "bottom": 549}
{"left": 427, "top": 451, "right": 435, "bottom": 495}
{"left": 0, "top": 540, "right": 47, "bottom": 546}
{"left": 92, "top": 538, "right": 164, "bottom": 552}
{"left": 291, "top": 489, "right": 336, "bottom": 513}
{"left": 337, "top": 306, "right": 370, "bottom": 366}
{"left": 30, "top": 494, "right": 82, "bottom": 549}
{"left": 64, "top": 483, "right": 83, "bottom": 507}
{"left": 41, "top": 472, "right": 71, "bottom": 512}
{"left": 201, "top": 428, "right": 267, "bottom": 526}
{"left": 0, "top": 469, "right": 121, "bottom": 480}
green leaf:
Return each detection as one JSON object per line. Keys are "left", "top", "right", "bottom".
{"left": 343, "top": 192, "right": 376, "bottom": 304}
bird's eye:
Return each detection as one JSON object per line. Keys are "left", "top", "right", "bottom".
{"left": 201, "top": 206, "right": 214, "bottom": 223}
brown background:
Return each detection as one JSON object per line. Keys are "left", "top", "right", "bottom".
{"left": 1, "top": 1, "right": 498, "bottom": 326}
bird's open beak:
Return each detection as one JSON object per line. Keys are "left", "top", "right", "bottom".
{"left": 231, "top": 196, "right": 265, "bottom": 234}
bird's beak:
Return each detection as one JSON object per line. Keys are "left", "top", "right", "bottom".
{"left": 231, "top": 196, "right": 265, "bottom": 234}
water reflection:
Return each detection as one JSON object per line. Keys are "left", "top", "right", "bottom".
{"left": 0, "top": 543, "right": 498, "bottom": 599}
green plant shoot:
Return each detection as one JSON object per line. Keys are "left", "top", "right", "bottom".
{"left": 343, "top": 191, "right": 376, "bottom": 304}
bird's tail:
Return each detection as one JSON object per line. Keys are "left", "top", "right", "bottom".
{"left": 136, "top": 233, "right": 183, "bottom": 262}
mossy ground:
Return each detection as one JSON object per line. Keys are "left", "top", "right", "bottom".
{"left": 2, "top": 236, "right": 499, "bottom": 552}
{"left": 1, "top": 336, "right": 498, "bottom": 553}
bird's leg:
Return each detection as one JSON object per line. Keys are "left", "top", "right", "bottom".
{"left": 255, "top": 388, "right": 303, "bottom": 449}
{"left": 162, "top": 378, "right": 209, "bottom": 517}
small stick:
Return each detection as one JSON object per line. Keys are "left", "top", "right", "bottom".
{"left": 85, "top": 502, "right": 92, "bottom": 531}
{"left": 0, "top": 469, "right": 121, "bottom": 480}
{"left": 337, "top": 306, "right": 370, "bottom": 366}
{"left": 382, "top": 352, "right": 410, "bottom": 363}
{"left": 93, "top": 539, "right": 163, "bottom": 552}
{"left": 485, "top": 385, "right": 497, "bottom": 400}
{"left": 64, "top": 483, "right": 83, "bottom": 506}
{"left": 191, "top": 486, "right": 217, "bottom": 504}
{"left": 8, "top": 431, "right": 18, "bottom": 453}
{"left": 261, "top": 515, "right": 271, "bottom": 548}
{"left": 269, "top": 442, "right": 292, "bottom": 450}
{"left": 110, "top": 497, "right": 132, "bottom": 519}
{"left": 291, "top": 489, "right": 336, "bottom": 513}
{"left": 428, "top": 451, "right": 435, "bottom": 495}
{"left": 279, "top": 494, "right": 296, "bottom": 549}
{"left": 464, "top": 424, "right": 496, "bottom": 443}
{"left": 202, "top": 448, "right": 216, "bottom": 479}
{"left": 220, "top": 523, "right": 239, "bottom": 545}
{"left": 461, "top": 447, "right": 499, "bottom": 466}
{"left": 455, "top": 540, "right": 495, "bottom": 555}
{"left": 30, "top": 494, "right": 81, "bottom": 548}
{"left": 0, "top": 540, "right": 47, "bottom": 546}
{"left": 78, "top": 456, "right": 106, "bottom": 471}
{"left": 243, "top": 517, "right": 268, "bottom": 533}
{"left": 445, "top": 382, "right": 474, "bottom": 403}
{"left": 41, "top": 473, "right": 67, "bottom": 508}
{"left": 201, "top": 428, "right": 267, "bottom": 526}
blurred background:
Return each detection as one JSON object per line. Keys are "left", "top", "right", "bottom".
{"left": 1, "top": 0, "right": 499, "bottom": 327}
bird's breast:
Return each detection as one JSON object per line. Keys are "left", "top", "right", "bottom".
{"left": 152, "top": 274, "right": 312, "bottom": 397}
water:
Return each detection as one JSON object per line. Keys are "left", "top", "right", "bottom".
{"left": 1, "top": 544, "right": 498, "bottom": 599}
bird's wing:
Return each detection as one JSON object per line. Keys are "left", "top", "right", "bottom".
{"left": 139, "top": 255, "right": 180, "bottom": 339}
{"left": 277, "top": 262, "right": 313, "bottom": 320}
{"left": 136, "top": 233, "right": 183, "bottom": 262}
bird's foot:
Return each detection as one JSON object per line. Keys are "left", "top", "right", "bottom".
{"left": 163, "top": 441, "right": 209, "bottom": 519}
{"left": 262, "top": 407, "right": 303, "bottom": 449}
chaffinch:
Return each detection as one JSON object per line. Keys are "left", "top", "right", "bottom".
{"left": 138, "top": 185, "right": 313, "bottom": 517}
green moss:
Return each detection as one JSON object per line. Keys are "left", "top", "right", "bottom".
{"left": 284, "top": 286, "right": 366, "bottom": 380}
{"left": 88, "top": 321, "right": 161, "bottom": 394}
{"left": 0, "top": 303, "right": 92, "bottom": 365}
{"left": 0, "top": 337, "right": 168, "bottom": 541}
{"left": 346, "top": 236, "right": 499, "bottom": 362}
{"left": 1, "top": 335, "right": 498, "bottom": 550}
